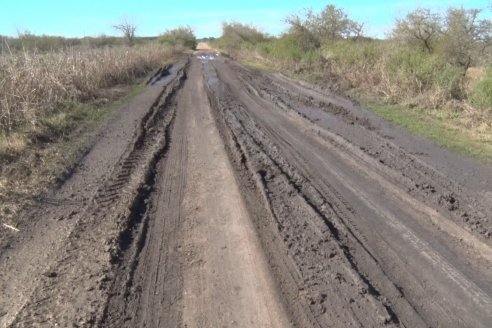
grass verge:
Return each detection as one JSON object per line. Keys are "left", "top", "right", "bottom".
{"left": 367, "top": 101, "right": 492, "bottom": 165}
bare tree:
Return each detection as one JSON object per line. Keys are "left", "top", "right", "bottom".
{"left": 113, "top": 19, "right": 137, "bottom": 46}
{"left": 392, "top": 8, "right": 442, "bottom": 53}
{"left": 349, "top": 22, "right": 365, "bottom": 40}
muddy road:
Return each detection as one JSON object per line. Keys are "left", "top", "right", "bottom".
{"left": 1, "top": 54, "right": 491, "bottom": 327}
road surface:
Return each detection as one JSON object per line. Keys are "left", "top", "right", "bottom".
{"left": 1, "top": 54, "right": 491, "bottom": 327}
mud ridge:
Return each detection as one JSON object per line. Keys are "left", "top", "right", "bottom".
{"left": 146, "top": 64, "right": 173, "bottom": 86}
{"left": 100, "top": 74, "right": 184, "bottom": 326}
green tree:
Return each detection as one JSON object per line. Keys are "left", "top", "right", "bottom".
{"left": 286, "top": 4, "right": 364, "bottom": 44}
{"left": 392, "top": 8, "right": 442, "bottom": 53}
{"left": 284, "top": 15, "right": 320, "bottom": 51}
{"left": 219, "top": 23, "right": 268, "bottom": 50}
{"left": 442, "top": 7, "right": 492, "bottom": 69}
{"left": 159, "top": 26, "right": 197, "bottom": 49}
{"left": 308, "top": 5, "right": 362, "bottom": 40}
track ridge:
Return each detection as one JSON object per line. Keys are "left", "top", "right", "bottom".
{"left": 99, "top": 60, "right": 189, "bottom": 326}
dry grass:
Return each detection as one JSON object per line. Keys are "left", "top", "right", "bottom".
{"left": 0, "top": 85, "right": 147, "bottom": 225}
{"left": 0, "top": 44, "right": 177, "bottom": 133}
{"left": 0, "top": 43, "right": 180, "bottom": 224}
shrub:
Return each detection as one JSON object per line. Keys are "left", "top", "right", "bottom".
{"left": 470, "top": 68, "right": 492, "bottom": 111}
{"left": 386, "top": 47, "right": 463, "bottom": 102}
{"left": 218, "top": 22, "right": 268, "bottom": 50}
{"left": 256, "top": 42, "right": 273, "bottom": 56}
{"left": 269, "top": 34, "right": 305, "bottom": 62}
{"left": 159, "top": 26, "right": 197, "bottom": 49}
{"left": 324, "top": 40, "right": 384, "bottom": 68}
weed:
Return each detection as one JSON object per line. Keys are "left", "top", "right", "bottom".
{"left": 470, "top": 67, "right": 492, "bottom": 111}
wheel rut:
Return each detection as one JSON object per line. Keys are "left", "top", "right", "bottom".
{"left": 3, "top": 60, "right": 189, "bottom": 327}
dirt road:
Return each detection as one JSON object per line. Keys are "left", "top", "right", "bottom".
{"left": 1, "top": 54, "right": 491, "bottom": 327}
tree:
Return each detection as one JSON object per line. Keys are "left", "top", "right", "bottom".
{"left": 306, "top": 5, "right": 362, "bottom": 40}
{"left": 219, "top": 23, "right": 268, "bottom": 50}
{"left": 350, "top": 21, "right": 365, "bottom": 40}
{"left": 284, "top": 15, "right": 320, "bottom": 51}
{"left": 392, "top": 8, "right": 442, "bottom": 53}
{"left": 159, "top": 26, "right": 197, "bottom": 49}
{"left": 113, "top": 19, "right": 137, "bottom": 46}
{"left": 285, "top": 4, "right": 363, "bottom": 45}
{"left": 442, "top": 7, "right": 492, "bottom": 69}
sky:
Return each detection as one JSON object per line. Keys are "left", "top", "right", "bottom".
{"left": 0, "top": 0, "right": 490, "bottom": 39}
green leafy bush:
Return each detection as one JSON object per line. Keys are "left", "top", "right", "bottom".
{"left": 470, "top": 68, "right": 492, "bottom": 111}
{"left": 386, "top": 47, "right": 463, "bottom": 100}
{"left": 269, "top": 34, "right": 304, "bottom": 62}
{"left": 159, "top": 26, "right": 197, "bottom": 49}
{"left": 324, "top": 40, "right": 384, "bottom": 68}
{"left": 218, "top": 23, "right": 268, "bottom": 50}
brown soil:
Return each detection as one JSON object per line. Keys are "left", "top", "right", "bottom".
{"left": 196, "top": 42, "right": 213, "bottom": 50}
{"left": 1, "top": 53, "right": 491, "bottom": 327}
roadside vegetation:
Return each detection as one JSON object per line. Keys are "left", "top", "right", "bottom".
{"left": 159, "top": 26, "right": 197, "bottom": 49}
{"left": 213, "top": 5, "right": 492, "bottom": 163}
{"left": 0, "top": 26, "right": 195, "bottom": 224}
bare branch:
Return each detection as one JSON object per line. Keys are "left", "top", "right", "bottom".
{"left": 113, "top": 19, "right": 137, "bottom": 46}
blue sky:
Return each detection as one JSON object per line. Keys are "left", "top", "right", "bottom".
{"left": 0, "top": 0, "right": 490, "bottom": 39}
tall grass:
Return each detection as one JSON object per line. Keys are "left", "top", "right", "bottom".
{"left": 323, "top": 41, "right": 464, "bottom": 108}
{"left": 0, "top": 44, "right": 175, "bottom": 134}
{"left": 0, "top": 43, "right": 179, "bottom": 223}
{"left": 470, "top": 67, "right": 492, "bottom": 111}
{"left": 227, "top": 39, "right": 477, "bottom": 110}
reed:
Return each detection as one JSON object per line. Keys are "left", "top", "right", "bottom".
{"left": 0, "top": 44, "right": 175, "bottom": 134}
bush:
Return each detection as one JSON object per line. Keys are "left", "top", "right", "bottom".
{"left": 324, "top": 40, "right": 384, "bottom": 68}
{"left": 159, "top": 26, "right": 197, "bottom": 49}
{"left": 387, "top": 47, "right": 463, "bottom": 98}
{"left": 269, "top": 34, "right": 305, "bottom": 62}
{"left": 218, "top": 23, "right": 268, "bottom": 50}
{"left": 470, "top": 68, "right": 492, "bottom": 111}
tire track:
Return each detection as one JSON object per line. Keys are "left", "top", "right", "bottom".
{"left": 204, "top": 57, "right": 492, "bottom": 327}
{"left": 8, "top": 60, "right": 189, "bottom": 328}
